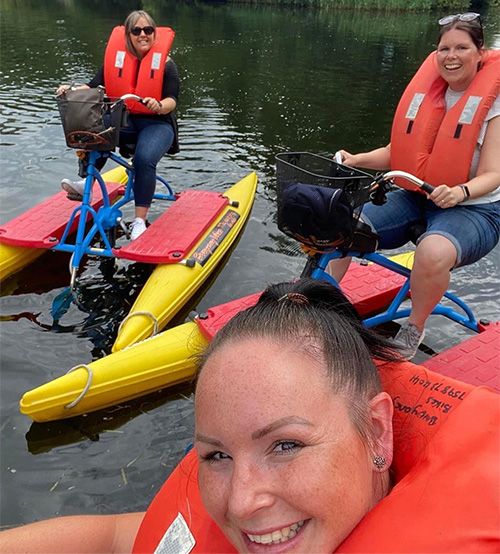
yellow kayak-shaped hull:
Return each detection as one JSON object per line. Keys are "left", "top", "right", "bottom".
{"left": 19, "top": 251, "right": 414, "bottom": 423}
{"left": 20, "top": 321, "right": 208, "bottom": 422}
{"left": 112, "top": 172, "right": 258, "bottom": 352}
{"left": 0, "top": 243, "right": 44, "bottom": 282}
{"left": 0, "top": 166, "right": 129, "bottom": 282}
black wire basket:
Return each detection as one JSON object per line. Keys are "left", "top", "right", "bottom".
{"left": 57, "top": 96, "right": 126, "bottom": 151}
{"left": 276, "top": 152, "right": 374, "bottom": 250}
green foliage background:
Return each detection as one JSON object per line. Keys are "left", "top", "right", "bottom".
{"left": 194, "top": 0, "right": 498, "bottom": 10}
{"left": 3, "top": 0, "right": 496, "bottom": 11}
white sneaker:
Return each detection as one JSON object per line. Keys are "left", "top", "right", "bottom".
{"left": 61, "top": 178, "right": 89, "bottom": 201}
{"left": 130, "top": 217, "right": 147, "bottom": 241}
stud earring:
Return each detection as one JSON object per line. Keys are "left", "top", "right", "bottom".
{"left": 373, "top": 456, "right": 386, "bottom": 469}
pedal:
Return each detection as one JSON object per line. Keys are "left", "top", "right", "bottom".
{"left": 118, "top": 218, "right": 130, "bottom": 239}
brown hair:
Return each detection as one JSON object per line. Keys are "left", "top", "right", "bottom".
{"left": 123, "top": 10, "right": 157, "bottom": 58}
{"left": 438, "top": 18, "right": 485, "bottom": 50}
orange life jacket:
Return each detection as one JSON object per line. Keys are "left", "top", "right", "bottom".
{"left": 132, "top": 361, "right": 499, "bottom": 553}
{"left": 103, "top": 26, "right": 175, "bottom": 115}
{"left": 390, "top": 50, "right": 500, "bottom": 192}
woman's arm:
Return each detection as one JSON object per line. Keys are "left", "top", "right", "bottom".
{"left": 55, "top": 84, "right": 90, "bottom": 95}
{"left": 430, "top": 116, "right": 500, "bottom": 207}
{"left": 337, "top": 145, "right": 391, "bottom": 171}
{"left": 0, "top": 512, "right": 145, "bottom": 554}
{"left": 466, "top": 115, "right": 500, "bottom": 197}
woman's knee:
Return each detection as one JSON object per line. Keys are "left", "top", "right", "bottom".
{"left": 136, "top": 124, "right": 174, "bottom": 162}
{"left": 132, "top": 148, "right": 167, "bottom": 174}
{"left": 414, "top": 234, "right": 457, "bottom": 273}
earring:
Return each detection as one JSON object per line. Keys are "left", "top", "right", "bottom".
{"left": 373, "top": 456, "right": 386, "bottom": 469}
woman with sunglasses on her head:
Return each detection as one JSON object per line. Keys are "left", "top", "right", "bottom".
{"left": 330, "top": 13, "right": 500, "bottom": 359}
{"left": 56, "top": 10, "right": 180, "bottom": 240}
{"left": 1, "top": 278, "right": 498, "bottom": 553}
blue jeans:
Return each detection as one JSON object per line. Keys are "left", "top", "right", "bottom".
{"left": 362, "top": 190, "right": 500, "bottom": 268}
{"left": 96, "top": 116, "right": 175, "bottom": 208}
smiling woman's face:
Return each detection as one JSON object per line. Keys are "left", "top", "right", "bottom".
{"left": 436, "top": 28, "right": 483, "bottom": 91}
{"left": 195, "top": 338, "right": 381, "bottom": 554}
{"left": 129, "top": 16, "right": 155, "bottom": 59}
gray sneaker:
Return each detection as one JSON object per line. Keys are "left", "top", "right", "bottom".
{"left": 392, "top": 321, "right": 425, "bottom": 360}
{"left": 61, "top": 178, "right": 89, "bottom": 201}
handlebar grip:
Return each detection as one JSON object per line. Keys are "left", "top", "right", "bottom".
{"left": 421, "top": 182, "right": 435, "bottom": 195}
{"left": 120, "top": 93, "right": 144, "bottom": 103}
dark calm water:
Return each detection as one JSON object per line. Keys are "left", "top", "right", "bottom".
{"left": 1, "top": 0, "right": 499, "bottom": 527}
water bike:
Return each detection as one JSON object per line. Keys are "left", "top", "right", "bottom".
{"left": 0, "top": 92, "right": 257, "bottom": 351}
{"left": 19, "top": 153, "right": 498, "bottom": 422}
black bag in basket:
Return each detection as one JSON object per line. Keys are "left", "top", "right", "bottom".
{"left": 279, "top": 183, "right": 354, "bottom": 251}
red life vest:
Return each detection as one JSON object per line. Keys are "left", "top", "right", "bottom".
{"left": 390, "top": 50, "right": 500, "bottom": 192}
{"left": 103, "top": 26, "right": 175, "bottom": 115}
{"left": 132, "top": 362, "right": 500, "bottom": 553}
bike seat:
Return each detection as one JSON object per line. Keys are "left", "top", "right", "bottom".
{"left": 341, "top": 220, "right": 380, "bottom": 254}
{"left": 119, "top": 143, "right": 136, "bottom": 159}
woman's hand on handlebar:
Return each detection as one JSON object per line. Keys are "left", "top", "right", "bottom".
{"left": 335, "top": 150, "right": 357, "bottom": 167}
{"left": 55, "top": 84, "right": 89, "bottom": 96}
{"left": 56, "top": 84, "right": 71, "bottom": 96}
{"left": 429, "top": 184, "right": 465, "bottom": 209}
{"left": 116, "top": 94, "right": 167, "bottom": 114}
{"left": 142, "top": 96, "right": 164, "bottom": 114}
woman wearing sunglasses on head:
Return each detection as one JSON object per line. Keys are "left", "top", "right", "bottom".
{"left": 330, "top": 13, "right": 500, "bottom": 359}
{"left": 56, "top": 10, "right": 180, "bottom": 241}
{"left": 1, "top": 278, "right": 498, "bottom": 553}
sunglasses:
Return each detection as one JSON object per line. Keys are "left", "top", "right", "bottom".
{"left": 130, "top": 26, "right": 155, "bottom": 36}
{"left": 438, "top": 12, "right": 481, "bottom": 26}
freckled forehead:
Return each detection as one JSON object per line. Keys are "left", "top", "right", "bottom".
{"left": 195, "top": 337, "right": 332, "bottom": 411}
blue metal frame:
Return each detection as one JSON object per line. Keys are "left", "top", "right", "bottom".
{"left": 52, "top": 150, "right": 176, "bottom": 275}
{"left": 310, "top": 249, "right": 480, "bottom": 333}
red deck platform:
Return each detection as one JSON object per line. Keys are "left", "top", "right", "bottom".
{"left": 340, "top": 262, "right": 407, "bottom": 317}
{"left": 0, "top": 182, "right": 124, "bottom": 248}
{"left": 197, "top": 292, "right": 261, "bottom": 341}
{"left": 114, "top": 190, "right": 228, "bottom": 264}
{"left": 422, "top": 321, "right": 500, "bottom": 393}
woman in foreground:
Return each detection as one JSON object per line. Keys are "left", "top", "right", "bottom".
{"left": 192, "top": 278, "right": 398, "bottom": 552}
{"left": 1, "top": 279, "right": 498, "bottom": 553}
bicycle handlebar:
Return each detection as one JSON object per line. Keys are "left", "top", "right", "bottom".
{"left": 376, "top": 170, "right": 435, "bottom": 195}
{"left": 333, "top": 152, "right": 435, "bottom": 195}
{"left": 119, "top": 94, "right": 144, "bottom": 103}
{"left": 110, "top": 94, "right": 145, "bottom": 110}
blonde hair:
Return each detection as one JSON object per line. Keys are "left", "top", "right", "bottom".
{"left": 123, "top": 10, "right": 157, "bottom": 58}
